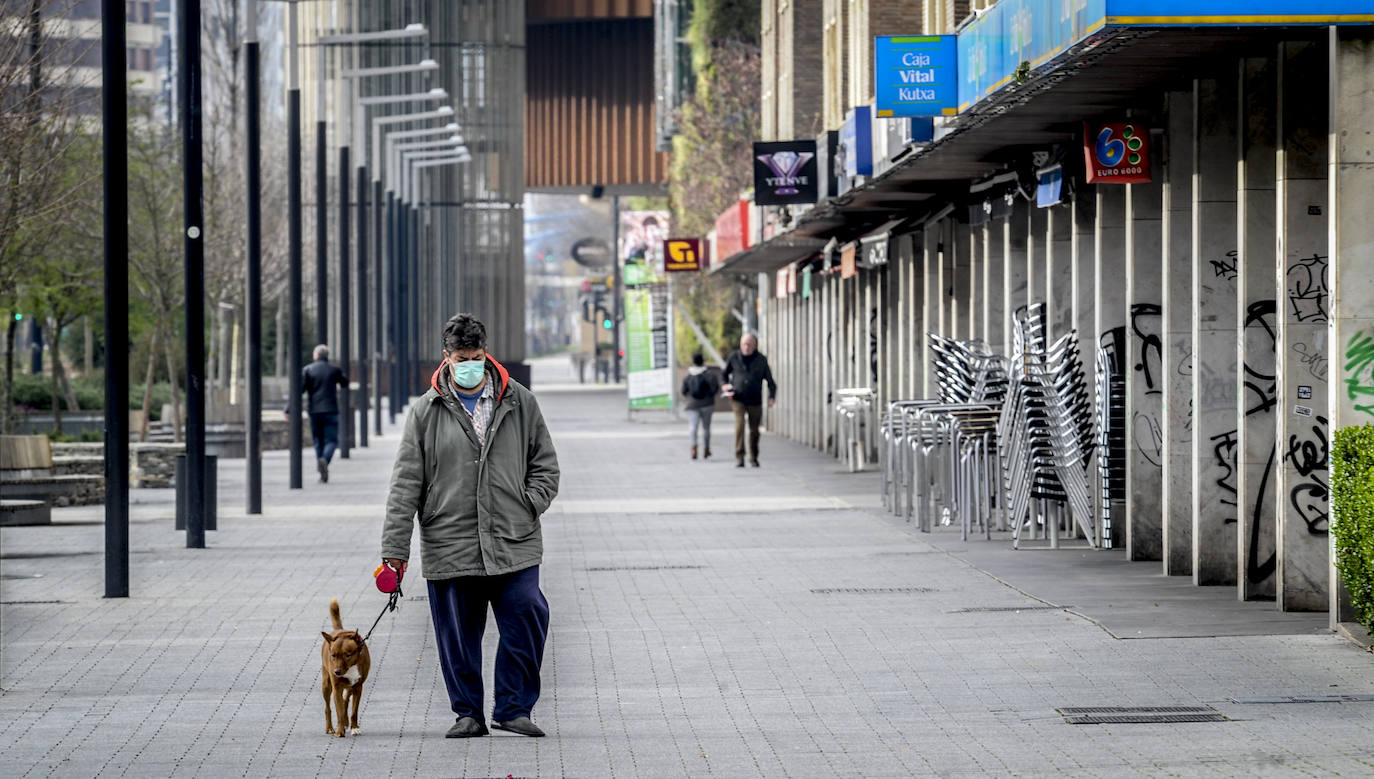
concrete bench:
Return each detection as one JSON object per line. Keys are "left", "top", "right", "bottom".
{"left": 2, "top": 435, "right": 102, "bottom": 507}
{"left": 1, "top": 498, "right": 52, "bottom": 526}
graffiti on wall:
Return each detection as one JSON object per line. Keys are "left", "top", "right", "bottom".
{"left": 1284, "top": 415, "right": 1330, "bottom": 536}
{"left": 1130, "top": 303, "right": 1164, "bottom": 467}
{"left": 1242, "top": 300, "right": 1278, "bottom": 587}
{"left": 1286, "top": 253, "right": 1329, "bottom": 323}
{"left": 1345, "top": 330, "right": 1374, "bottom": 418}
{"left": 1242, "top": 301, "right": 1278, "bottom": 417}
{"left": 1211, "top": 428, "right": 1240, "bottom": 512}
{"left": 1210, "top": 250, "right": 1238, "bottom": 281}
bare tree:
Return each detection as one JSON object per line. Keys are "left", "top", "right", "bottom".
{"left": 0, "top": 0, "right": 97, "bottom": 432}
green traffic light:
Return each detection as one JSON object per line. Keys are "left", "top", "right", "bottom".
{"left": 602, "top": 318, "right": 613, "bottom": 330}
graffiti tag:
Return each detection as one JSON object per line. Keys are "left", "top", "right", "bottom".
{"left": 1283, "top": 415, "right": 1329, "bottom": 536}
{"left": 1210, "top": 250, "right": 1238, "bottom": 281}
{"left": 1344, "top": 330, "right": 1374, "bottom": 418}
{"left": 1211, "top": 428, "right": 1239, "bottom": 511}
{"left": 1286, "top": 253, "right": 1329, "bottom": 323}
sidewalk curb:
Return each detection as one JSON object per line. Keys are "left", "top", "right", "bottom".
{"left": 1335, "top": 622, "right": 1374, "bottom": 653}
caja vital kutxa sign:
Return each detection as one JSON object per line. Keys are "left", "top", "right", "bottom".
{"left": 753, "top": 140, "right": 819, "bottom": 206}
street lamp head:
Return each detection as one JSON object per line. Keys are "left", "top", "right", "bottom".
{"left": 437, "top": 106, "right": 454, "bottom": 116}
{"left": 419, "top": 58, "right": 439, "bottom": 69}
{"left": 429, "top": 87, "right": 448, "bottom": 97}
{"left": 405, "top": 22, "right": 426, "bottom": 32}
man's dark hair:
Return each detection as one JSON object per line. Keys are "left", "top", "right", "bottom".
{"left": 691, "top": 352, "right": 704, "bottom": 366}
{"left": 442, "top": 313, "right": 487, "bottom": 353}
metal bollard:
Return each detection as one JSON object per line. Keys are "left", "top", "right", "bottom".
{"left": 176, "top": 454, "right": 218, "bottom": 531}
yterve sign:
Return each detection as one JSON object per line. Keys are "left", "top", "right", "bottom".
{"left": 1083, "top": 121, "right": 1151, "bottom": 184}
{"left": 663, "top": 238, "right": 702, "bottom": 273}
{"left": 753, "top": 140, "right": 819, "bottom": 206}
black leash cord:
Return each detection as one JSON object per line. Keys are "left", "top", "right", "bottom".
{"left": 360, "top": 587, "right": 402, "bottom": 645}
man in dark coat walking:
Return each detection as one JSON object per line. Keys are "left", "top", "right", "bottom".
{"left": 722, "top": 333, "right": 777, "bottom": 468}
{"left": 382, "top": 313, "right": 560, "bottom": 739}
{"left": 302, "top": 344, "right": 347, "bottom": 482}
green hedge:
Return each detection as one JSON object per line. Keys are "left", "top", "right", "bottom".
{"left": 1332, "top": 424, "right": 1374, "bottom": 636}
{"left": 7, "top": 374, "right": 174, "bottom": 420}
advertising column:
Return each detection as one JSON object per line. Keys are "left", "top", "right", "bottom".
{"left": 622, "top": 211, "right": 672, "bottom": 410}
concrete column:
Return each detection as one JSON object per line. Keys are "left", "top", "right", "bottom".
{"left": 1328, "top": 27, "right": 1374, "bottom": 623}
{"left": 1192, "top": 74, "right": 1241, "bottom": 587}
{"left": 922, "top": 227, "right": 937, "bottom": 397}
{"left": 894, "top": 237, "right": 907, "bottom": 400}
{"left": 1237, "top": 55, "right": 1280, "bottom": 602}
{"left": 1126, "top": 173, "right": 1165, "bottom": 561}
{"left": 1276, "top": 38, "right": 1332, "bottom": 611}
{"left": 1162, "top": 90, "right": 1195, "bottom": 576}
{"left": 1047, "top": 204, "right": 1073, "bottom": 341}
{"left": 984, "top": 222, "right": 1003, "bottom": 356}
{"left": 1072, "top": 192, "right": 1097, "bottom": 403}
{"left": 1026, "top": 203, "right": 1040, "bottom": 314}
{"left": 1096, "top": 185, "right": 1128, "bottom": 548}
{"left": 966, "top": 224, "right": 980, "bottom": 342}
{"left": 945, "top": 221, "right": 962, "bottom": 341}
{"left": 1005, "top": 201, "right": 1029, "bottom": 348}
{"left": 903, "top": 234, "right": 924, "bottom": 398}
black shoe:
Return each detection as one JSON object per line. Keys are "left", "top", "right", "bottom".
{"left": 446, "top": 716, "right": 488, "bottom": 738}
{"left": 317, "top": 457, "right": 329, "bottom": 483}
{"left": 736, "top": 459, "right": 745, "bottom": 468}
{"left": 750, "top": 459, "right": 760, "bottom": 467}
{"left": 492, "top": 716, "right": 545, "bottom": 737}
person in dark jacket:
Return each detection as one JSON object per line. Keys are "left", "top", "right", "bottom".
{"left": 680, "top": 352, "right": 721, "bottom": 460}
{"left": 302, "top": 344, "right": 347, "bottom": 482}
{"left": 381, "top": 313, "right": 560, "bottom": 740}
{"left": 722, "top": 333, "right": 777, "bottom": 468}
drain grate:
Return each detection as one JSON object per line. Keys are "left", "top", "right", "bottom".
{"left": 1059, "top": 706, "right": 1226, "bottom": 724}
{"left": 585, "top": 565, "right": 706, "bottom": 572}
{"left": 1231, "top": 694, "right": 1374, "bottom": 704}
{"left": 407, "top": 596, "right": 428, "bottom": 603}
{"left": 954, "top": 605, "right": 1070, "bottom": 613}
{"left": 1, "top": 600, "right": 70, "bottom": 605}
{"left": 810, "top": 587, "right": 935, "bottom": 595}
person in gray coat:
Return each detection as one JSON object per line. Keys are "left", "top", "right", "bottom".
{"left": 381, "top": 313, "right": 560, "bottom": 739}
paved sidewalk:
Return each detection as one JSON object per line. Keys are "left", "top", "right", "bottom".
{"left": 4, "top": 357, "right": 1374, "bottom": 777}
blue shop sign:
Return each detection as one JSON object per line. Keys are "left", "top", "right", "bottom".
{"left": 874, "top": 36, "right": 958, "bottom": 118}
{"left": 841, "top": 107, "right": 872, "bottom": 182}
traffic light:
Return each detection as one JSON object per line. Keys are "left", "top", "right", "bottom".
{"left": 602, "top": 316, "right": 613, "bottom": 330}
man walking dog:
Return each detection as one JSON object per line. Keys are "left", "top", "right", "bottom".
{"left": 381, "top": 313, "right": 560, "bottom": 739}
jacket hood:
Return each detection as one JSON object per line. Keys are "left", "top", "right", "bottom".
{"left": 430, "top": 355, "right": 511, "bottom": 402}
{"left": 687, "top": 365, "right": 707, "bottom": 375}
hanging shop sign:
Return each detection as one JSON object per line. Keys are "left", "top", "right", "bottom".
{"left": 753, "top": 140, "right": 819, "bottom": 206}
{"left": 815, "top": 130, "right": 841, "bottom": 201}
{"left": 1083, "top": 121, "right": 1151, "bottom": 184}
{"left": 801, "top": 266, "right": 813, "bottom": 299}
{"left": 714, "top": 199, "right": 751, "bottom": 261}
{"left": 840, "top": 242, "right": 858, "bottom": 279}
{"left": 874, "top": 35, "right": 958, "bottom": 118}
{"left": 1036, "top": 164, "right": 1064, "bottom": 207}
{"left": 663, "top": 238, "right": 702, "bottom": 273}
{"left": 776, "top": 268, "right": 788, "bottom": 299}
{"left": 840, "top": 107, "right": 873, "bottom": 186}
{"left": 625, "top": 284, "right": 671, "bottom": 410}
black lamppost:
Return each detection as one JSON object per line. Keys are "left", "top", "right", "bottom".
{"left": 101, "top": 0, "right": 129, "bottom": 595}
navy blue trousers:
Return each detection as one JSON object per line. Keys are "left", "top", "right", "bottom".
{"left": 427, "top": 565, "right": 549, "bottom": 723}
{"left": 309, "top": 412, "right": 338, "bottom": 463}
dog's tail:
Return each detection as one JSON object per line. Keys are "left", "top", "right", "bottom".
{"left": 329, "top": 597, "right": 344, "bottom": 631}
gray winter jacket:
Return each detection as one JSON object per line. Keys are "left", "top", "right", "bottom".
{"left": 380, "top": 356, "right": 560, "bottom": 579}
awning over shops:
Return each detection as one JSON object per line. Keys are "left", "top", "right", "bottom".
{"left": 713, "top": 24, "right": 1306, "bottom": 277}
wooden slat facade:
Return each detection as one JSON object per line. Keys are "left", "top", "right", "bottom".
{"left": 525, "top": 17, "right": 670, "bottom": 190}
{"left": 527, "top": 0, "right": 652, "bottom": 23}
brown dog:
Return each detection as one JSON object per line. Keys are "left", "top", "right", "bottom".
{"left": 321, "top": 597, "right": 371, "bottom": 737}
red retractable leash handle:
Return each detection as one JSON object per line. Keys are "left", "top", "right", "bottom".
{"left": 361, "top": 562, "right": 406, "bottom": 645}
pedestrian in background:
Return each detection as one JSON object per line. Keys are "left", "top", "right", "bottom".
{"left": 302, "top": 344, "right": 347, "bottom": 483}
{"left": 382, "top": 313, "right": 560, "bottom": 739}
{"left": 681, "top": 352, "right": 720, "bottom": 460}
{"left": 722, "top": 333, "right": 777, "bottom": 468}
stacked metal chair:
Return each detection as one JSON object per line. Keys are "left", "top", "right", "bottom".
{"left": 998, "top": 304, "right": 1098, "bottom": 548}
{"left": 835, "top": 387, "right": 877, "bottom": 472}
{"left": 1094, "top": 327, "right": 1129, "bottom": 550}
